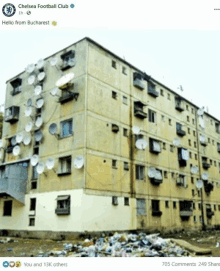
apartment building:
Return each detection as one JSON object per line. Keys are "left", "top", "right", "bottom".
{"left": 0, "top": 37, "right": 220, "bottom": 238}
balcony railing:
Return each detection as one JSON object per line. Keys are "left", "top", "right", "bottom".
{"left": 148, "top": 87, "right": 159, "bottom": 98}
{"left": 55, "top": 207, "right": 70, "bottom": 215}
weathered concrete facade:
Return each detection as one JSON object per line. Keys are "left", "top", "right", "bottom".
{"left": 0, "top": 37, "right": 220, "bottom": 237}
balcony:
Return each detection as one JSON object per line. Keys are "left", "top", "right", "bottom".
{"left": 176, "top": 129, "right": 186, "bottom": 137}
{"left": 206, "top": 210, "right": 214, "bottom": 218}
{"left": 148, "top": 87, "right": 159, "bottom": 98}
{"left": 180, "top": 210, "right": 193, "bottom": 217}
{"left": 133, "top": 79, "right": 145, "bottom": 90}
{"left": 4, "top": 106, "right": 20, "bottom": 124}
{"left": 134, "top": 109, "right": 147, "bottom": 119}
{"left": 175, "top": 97, "right": 185, "bottom": 112}
{"left": 202, "top": 162, "right": 210, "bottom": 169}
{"left": 55, "top": 207, "right": 70, "bottom": 215}
{"left": 152, "top": 210, "right": 162, "bottom": 217}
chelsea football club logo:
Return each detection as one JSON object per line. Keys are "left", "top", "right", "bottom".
{"left": 2, "top": 3, "right": 16, "bottom": 17}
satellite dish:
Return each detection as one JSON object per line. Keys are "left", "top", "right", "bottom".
{"left": 50, "top": 87, "right": 59, "bottom": 96}
{"left": 132, "top": 126, "right": 140, "bottom": 135}
{"left": 68, "top": 58, "right": 75, "bottom": 66}
{"left": 23, "top": 135, "right": 31, "bottom": 146}
{"left": 135, "top": 139, "right": 148, "bottom": 150}
{"left": 196, "top": 180, "right": 204, "bottom": 189}
{"left": 25, "top": 122, "right": 33, "bottom": 132}
{"left": 31, "top": 155, "right": 39, "bottom": 166}
{"left": 202, "top": 173, "right": 209, "bottom": 180}
{"left": 200, "top": 134, "right": 206, "bottom": 142}
{"left": 173, "top": 137, "right": 181, "bottom": 147}
{"left": 35, "top": 117, "right": 43, "bottom": 128}
{"left": 16, "top": 133, "right": 23, "bottom": 144}
{"left": 34, "top": 85, "right": 42, "bottom": 96}
{"left": 38, "top": 72, "right": 46, "bottom": 81}
{"left": 56, "top": 73, "right": 74, "bottom": 88}
{"left": 35, "top": 130, "right": 43, "bottom": 142}
{"left": 148, "top": 167, "right": 156, "bottom": 178}
{"left": 27, "top": 75, "right": 35, "bottom": 85}
{"left": 191, "top": 166, "right": 198, "bottom": 174}
{"left": 0, "top": 140, "right": 3, "bottom": 148}
{"left": 50, "top": 57, "right": 58, "bottom": 66}
{"left": 46, "top": 158, "right": 55, "bottom": 170}
{"left": 25, "top": 107, "right": 32, "bottom": 117}
{"left": 37, "top": 58, "right": 44, "bottom": 69}
{"left": 49, "top": 123, "right": 58, "bottom": 135}
{"left": 27, "top": 98, "right": 32, "bottom": 107}
{"left": 74, "top": 156, "right": 84, "bottom": 169}
{"left": 197, "top": 107, "right": 205, "bottom": 116}
{"left": 36, "top": 162, "right": 45, "bottom": 174}
{"left": 26, "top": 63, "right": 35, "bottom": 73}
{"left": 11, "top": 137, "right": 17, "bottom": 146}
{"left": 36, "top": 98, "right": 44, "bottom": 108}
{"left": 13, "top": 145, "right": 20, "bottom": 156}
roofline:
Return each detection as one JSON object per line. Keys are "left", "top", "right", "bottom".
{"left": 5, "top": 37, "right": 219, "bottom": 123}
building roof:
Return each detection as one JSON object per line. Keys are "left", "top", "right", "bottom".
{"left": 5, "top": 37, "right": 219, "bottom": 123}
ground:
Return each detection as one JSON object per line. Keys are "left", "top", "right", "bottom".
{"left": 0, "top": 230, "right": 220, "bottom": 257}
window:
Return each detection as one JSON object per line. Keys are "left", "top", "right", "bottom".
{"left": 195, "top": 154, "right": 197, "bottom": 160}
{"left": 212, "top": 140, "right": 215, "bottom": 145}
{"left": 171, "top": 173, "right": 175, "bottom": 178}
{"left": 163, "top": 142, "right": 166, "bottom": 150}
{"left": 198, "top": 203, "right": 201, "bottom": 210}
{"left": 160, "top": 89, "right": 164, "bottom": 96}
{"left": 124, "top": 197, "right": 129, "bottom": 206}
{"left": 194, "top": 142, "right": 197, "bottom": 148}
{"left": 112, "top": 160, "right": 117, "bottom": 168}
{"left": 164, "top": 171, "right": 168, "bottom": 178}
{"left": 3, "top": 200, "right": 12, "bottom": 216}
{"left": 188, "top": 139, "right": 191, "bottom": 146}
{"left": 136, "top": 165, "right": 144, "bottom": 180}
{"left": 192, "top": 119, "right": 195, "bottom": 125}
{"left": 112, "top": 60, "right": 117, "bottom": 69}
{"left": 112, "top": 91, "right": 117, "bottom": 99}
{"left": 167, "top": 93, "right": 171, "bottom": 100}
{"left": 170, "top": 145, "right": 174, "bottom": 152}
{"left": 198, "top": 189, "right": 200, "bottom": 197}
{"left": 30, "top": 198, "right": 36, "bottom": 211}
{"left": 210, "top": 159, "right": 212, "bottom": 165}
{"left": 187, "top": 116, "right": 190, "bottom": 122}
{"left": 186, "top": 105, "right": 189, "bottom": 111}
{"left": 56, "top": 195, "right": 71, "bottom": 215}
{"left": 215, "top": 123, "right": 220, "bottom": 134}
{"left": 112, "top": 196, "right": 118, "bottom": 205}
{"left": 211, "top": 120, "right": 213, "bottom": 125}
{"left": 189, "top": 152, "right": 192, "bottom": 158}
{"left": 29, "top": 218, "right": 35, "bottom": 226}
{"left": 214, "top": 205, "right": 216, "bottom": 211}
{"left": 33, "top": 147, "right": 39, "bottom": 155}
{"left": 123, "top": 96, "right": 128, "bottom": 105}
{"left": 193, "top": 203, "right": 196, "bottom": 209}
{"left": 59, "top": 156, "right": 71, "bottom": 175}
{"left": 123, "top": 128, "right": 128, "bottom": 137}
{"left": 4, "top": 106, "right": 20, "bottom": 123}
{"left": 61, "top": 119, "right": 73, "bottom": 137}
{"left": 191, "top": 177, "right": 194, "bottom": 184}
{"left": 193, "top": 216, "right": 197, "bottom": 223}
{"left": 192, "top": 189, "right": 194, "bottom": 196}
{"left": 161, "top": 115, "right": 165, "bottom": 121}
{"left": 124, "top": 162, "right": 129, "bottom": 170}
{"left": 10, "top": 78, "right": 22, "bottom": 96}
{"left": 169, "top": 119, "right": 172, "bottom": 125}
{"left": 152, "top": 200, "right": 160, "bottom": 211}
{"left": 32, "top": 166, "right": 38, "bottom": 180}
{"left": 173, "top": 202, "right": 176, "bottom": 209}
{"left": 214, "top": 161, "right": 217, "bottom": 167}
{"left": 60, "top": 50, "right": 75, "bottom": 71}
{"left": 208, "top": 138, "right": 210, "bottom": 143}
{"left": 150, "top": 138, "right": 161, "bottom": 153}
{"left": 137, "top": 199, "right": 146, "bottom": 215}
{"left": 218, "top": 205, "right": 220, "bottom": 211}
{"left": 192, "top": 108, "right": 194, "bottom": 114}
{"left": 31, "top": 181, "right": 37, "bottom": 190}
{"left": 193, "top": 131, "right": 196, "bottom": 137}
{"left": 188, "top": 128, "right": 190, "bottom": 134}
{"left": 148, "top": 109, "right": 156, "bottom": 123}
{"left": 165, "top": 201, "right": 169, "bottom": 208}
{"left": 122, "top": 67, "right": 127, "bottom": 75}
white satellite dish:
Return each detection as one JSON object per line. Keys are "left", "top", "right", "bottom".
{"left": 31, "top": 155, "right": 39, "bottom": 166}
{"left": 34, "top": 85, "right": 42, "bottom": 96}
{"left": 74, "top": 156, "right": 84, "bottom": 169}
{"left": 148, "top": 167, "right": 156, "bottom": 178}
{"left": 35, "top": 117, "right": 43, "bottom": 128}
{"left": 191, "top": 166, "right": 198, "bottom": 174}
{"left": 25, "top": 107, "right": 32, "bottom": 117}
{"left": 23, "top": 135, "right": 31, "bottom": 146}
{"left": 27, "top": 75, "right": 35, "bottom": 85}
{"left": 27, "top": 98, "right": 32, "bottom": 107}
{"left": 49, "top": 123, "right": 58, "bottom": 135}
{"left": 135, "top": 139, "right": 148, "bottom": 150}
{"left": 202, "top": 173, "right": 209, "bottom": 180}
{"left": 35, "top": 130, "right": 43, "bottom": 142}
{"left": 26, "top": 63, "right": 35, "bottom": 73}
{"left": 197, "top": 107, "right": 205, "bottom": 116}
{"left": 50, "top": 57, "right": 58, "bottom": 66}
{"left": 38, "top": 72, "right": 46, "bottom": 81}
{"left": 37, "top": 58, "right": 44, "bottom": 69}
{"left": 36, "top": 98, "right": 44, "bottom": 109}
{"left": 16, "top": 133, "right": 23, "bottom": 144}
{"left": 132, "top": 126, "right": 140, "bottom": 135}
{"left": 46, "top": 158, "right": 55, "bottom": 170}
{"left": 56, "top": 73, "right": 74, "bottom": 88}
{"left": 25, "top": 122, "right": 33, "bottom": 132}
{"left": 13, "top": 145, "right": 20, "bottom": 156}
{"left": 196, "top": 180, "right": 204, "bottom": 189}
{"left": 11, "top": 137, "right": 17, "bottom": 146}
{"left": 37, "top": 162, "right": 45, "bottom": 174}
{"left": 68, "top": 59, "right": 75, "bottom": 67}
{"left": 173, "top": 137, "right": 181, "bottom": 147}
{"left": 50, "top": 87, "right": 59, "bottom": 96}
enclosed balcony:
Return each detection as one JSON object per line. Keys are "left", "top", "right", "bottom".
{"left": 147, "top": 82, "right": 159, "bottom": 98}
{"left": 4, "top": 106, "right": 20, "bottom": 124}
{"left": 134, "top": 101, "right": 147, "bottom": 119}
{"left": 175, "top": 97, "right": 184, "bottom": 112}
{"left": 179, "top": 201, "right": 193, "bottom": 218}
{"left": 133, "top": 73, "right": 145, "bottom": 90}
